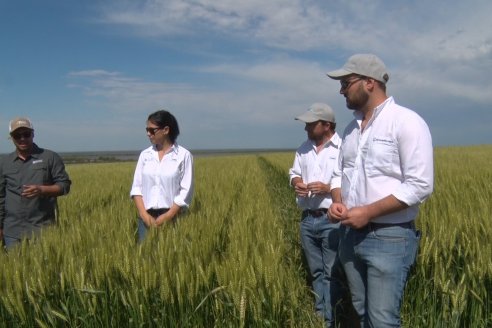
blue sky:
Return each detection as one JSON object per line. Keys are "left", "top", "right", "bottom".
{"left": 1, "top": 0, "right": 491, "bottom": 152}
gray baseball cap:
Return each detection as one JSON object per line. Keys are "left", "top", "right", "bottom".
{"left": 327, "top": 54, "right": 389, "bottom": 84}
{"left": 295, "top": 103, "right": 336, "bottom": 123}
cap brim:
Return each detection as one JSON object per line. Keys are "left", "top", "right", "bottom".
{"left": 326, "top": 68, "right": 352, "bottom": 80}
{"left": 9, "top": 126, "right": 33, "bottom": 133}
{"left": 295, "top": 112, "right": 319, "bottom": 123}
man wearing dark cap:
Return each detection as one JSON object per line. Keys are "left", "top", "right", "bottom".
{"left": 289, "top": 103, "right": 343, "bottom": 326}
{"left": 326, "top": 54, "right": 434, "bottom": 327}
{"left": 0, "top": 117, "right": 71, "bottom": 249}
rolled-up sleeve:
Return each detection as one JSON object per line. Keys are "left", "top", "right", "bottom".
{"left": 393, "top": 114, "right": 434, "bottom": 206}
{"left": 174, "top": 152, "right": 193, "bottom": 207}
{"left": 130, "top": 154, "right": 144, "bottom": 198}
{"left": 330, "top": 148, "right": 342, "bottom": 191}
{"left": 51, "top": 152, "right": 71, "bottom": 195}
{"left": 289, "top": 152, "right": 302, "bottom": 184}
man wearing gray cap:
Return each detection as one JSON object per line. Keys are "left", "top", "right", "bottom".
{"left": 326, "top": 54, "right": 434, "bottom": 327}
{"left": 0, "top": 117, "right": 71, "bottom": 249}
{"left": 289, "top": 103, "right": 343, "bottom": 326}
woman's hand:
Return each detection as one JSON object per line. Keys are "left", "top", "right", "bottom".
{"left": 141, "top": 212, "right": 157, "bottom": 227}
{"left": 155, "top": 212, "right": 174, "bottom": 226}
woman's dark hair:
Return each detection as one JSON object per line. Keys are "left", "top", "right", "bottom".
{"left": 148, "top": 110, "right": 180, "bottom": 143}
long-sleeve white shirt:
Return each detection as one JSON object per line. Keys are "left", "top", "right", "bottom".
{"left": 331, "top": 97, "right": 433, "bottom": 224}
{"left": 289, "top": 133, "right": 341, "bottom": 210}
{"left": 130, "top": 144, "right": 193, "bottom": 210}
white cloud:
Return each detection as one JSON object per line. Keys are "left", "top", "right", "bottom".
{"left": 96, "top": 1, "right": 492, "bottom": 66}
{"left": 97, "top": 0, "right": 352, "bottom": 50}
{"left": 68, "top": 70, "right": 121, "bottom": 77}
{"left": 72, "top": 0, "right": 492, "bottom": 148}
{"left": 68, "top": 70, "right": 196, "bottom": 112}
{"left": 65, "top": 53, "right": 370, "bottom": 151}
{"left": 67, "top": 56, "right": 336, "bottom": 116}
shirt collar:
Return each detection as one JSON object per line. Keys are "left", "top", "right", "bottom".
{"left": 371, "top": 96, "right": 393, "bottom": 121}
{"left": 10, "top": 143, "right": 42, "bottom": 162}
{"left": 329, "top": 132, "right": 341, "bottom": 148}
{"left": 353, "top": 96, "right": 393, "bottom": 124}
{"left": 151, "top": 143, "right": 179, "bottom": 158}
{"left": 310, "top": 132, "right": 340, "bottom": 150}
{"left": 169, "top": 144, "right": 179, "bottom": 157}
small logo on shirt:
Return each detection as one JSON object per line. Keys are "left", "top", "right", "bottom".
{"left": 373, "top": 137, "right": 394, "bottom": 145}
{"left": 32, "top": 160, "right": 44, "bottom": 164}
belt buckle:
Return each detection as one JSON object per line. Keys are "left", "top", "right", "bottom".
{"left": 312, "top": 209, "right": 326, "bottom": 217}
{"left": 302, "top": 208, "right": 327, "bottom": 219}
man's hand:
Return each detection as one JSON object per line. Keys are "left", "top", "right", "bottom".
{"left": 339, "top": 206, "right": 371, "bottom": 229}
{"left": 294, "top": 181, "right": 309, "bottom": 197}
{"left": 329, "top": 202, "right": 347, "bottom": 221}
{"left": 336, "top": 196, "right": 408, "bottom": 229}
{"left": 21, "top": 185, "right": 43, "bottom": 198}
{"left": 22, "top": 184, "right": 63, "bottom": 198}
{"left": 307, "top": 181, "right": 329, "bottom": 196}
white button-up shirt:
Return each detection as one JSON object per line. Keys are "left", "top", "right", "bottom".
{"left": 331, "top": 97, "right": 433, "bottom": 224}
{"left": 130, "top": 144, "right": 193, "bottom": 210}
{"left": 289, "top": 133, "right": 341, "bottom": 210}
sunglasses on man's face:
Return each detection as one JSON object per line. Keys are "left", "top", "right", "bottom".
{"left": 11, "top": 131, "right": 32, "bottom": 140}
{"left": 340, "top": 77, "right": 364, "bottom": 91}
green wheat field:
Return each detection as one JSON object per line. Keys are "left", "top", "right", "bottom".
{"left": 0, "top": 145, "right": 491, "bottom": 327}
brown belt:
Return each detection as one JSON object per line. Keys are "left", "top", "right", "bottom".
{"left": 302, "top": 208, "right": 328, "bottom": 218}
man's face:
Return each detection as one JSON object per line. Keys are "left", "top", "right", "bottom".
{"left": 10, "top": 128, "right": 34, "bottom": 152}
{"left": 340, "top": 76, "right": 369, "bottom": 110}
{"left": 304, "top": 120, "right": 326, "bottom": 141}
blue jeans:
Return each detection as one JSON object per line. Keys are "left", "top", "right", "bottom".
{"left": 137, "top": 210, "right": 177, "bottom": 243}
{"left": 137, "top": 218, "right": 148, "bottom": 243}
{"left": 137, "top": 208, "right": 171, "bottom": 243}
{"left": 300, "top": 213, "right": 343, "bottom": 325}
{"left": 339, "top": 223, "right": 420, "bottom": 328}
{"left": 3, "top": 235, "right": 22, "bottom": 250}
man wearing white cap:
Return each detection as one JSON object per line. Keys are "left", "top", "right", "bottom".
{"left": 0, "top": 117, "right": 71, "bottom": 249}
{"left": 289, "top": 103, "right": 343, "bottom": 326}
{"left": 326, "top": 54, "right": 434, "bottom": 327}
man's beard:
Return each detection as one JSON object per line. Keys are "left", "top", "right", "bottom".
{"left": 346, "top": 86, "right": 369, "bottom": 110}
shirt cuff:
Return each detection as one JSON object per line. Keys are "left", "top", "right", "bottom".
{"left": 393, "top": 188, "right": 423, "bottom": 207}
{"left": 173, "top": 196, "right": 189, "bottom": 208}
{"left": 330, "top": 177, "right": 341, "bottom": 190}
{"left": 130, "top": 188, "right": 142, "bottom": 198}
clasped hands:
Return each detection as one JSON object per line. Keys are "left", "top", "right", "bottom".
{"left": 294, "top": 180, "right": 371, "bottom": 229}
{"left": 142, "top": 212, "right": 173, "bottom": 228}
{"left": 294, "top": 181, "right": 329, "bottom": 197}
{"left": 329, "top": 203, "right": 371, "bottom": 229}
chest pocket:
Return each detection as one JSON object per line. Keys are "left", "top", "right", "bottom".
{"left": 30, "top": 163, "right": 50, "bottom": 184}
{"left": 367, "top": 138, "right": 398, "bottom": 176}
{"left": 323, "top": 155, "right": 338, "bottom": 179}
{"left": 3, "top": 168, "right": 19, "bottom": 189}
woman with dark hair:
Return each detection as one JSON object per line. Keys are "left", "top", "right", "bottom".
{"left": 130, "top": 110, "right": 193, "bottom": 242}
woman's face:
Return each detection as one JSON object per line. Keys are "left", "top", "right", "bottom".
{"left": 146, "top": 121, "right": 169, "bottom": 145}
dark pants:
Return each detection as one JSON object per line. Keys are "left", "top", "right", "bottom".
{"left": 137, "top": 208, "right": 169, "bottom": 243}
